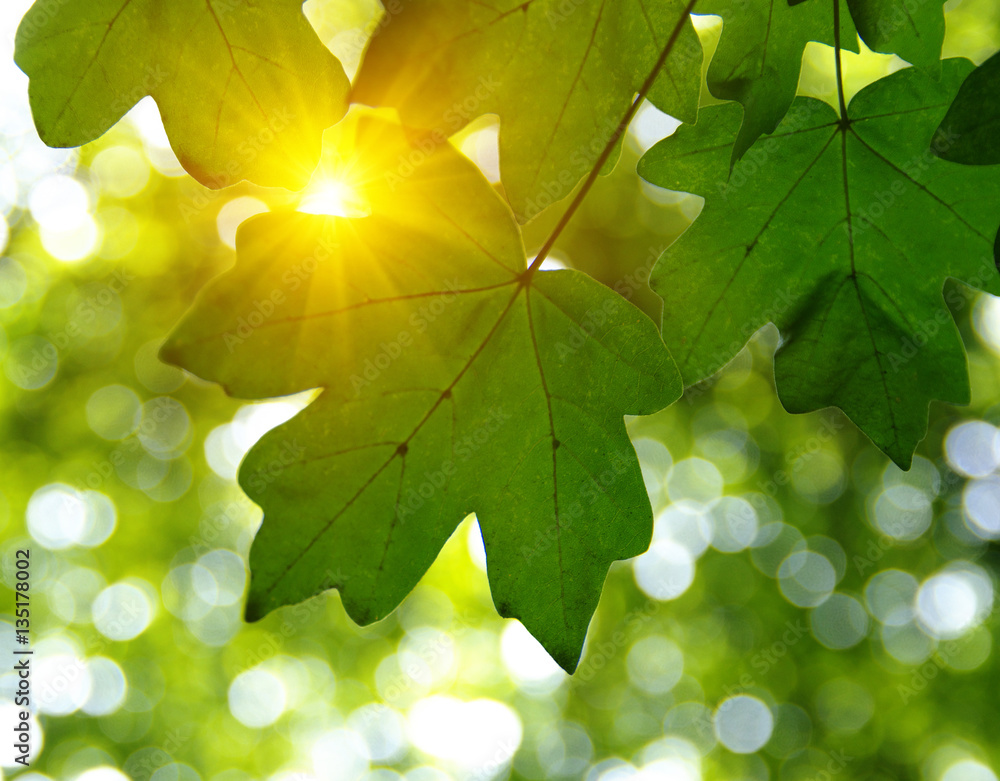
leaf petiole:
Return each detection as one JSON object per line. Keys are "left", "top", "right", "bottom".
{"left": 525, "top": 0, "right": 700, "bottom": 278}
{"left": 833, "top": 0, "right": 850, "bottom": 124}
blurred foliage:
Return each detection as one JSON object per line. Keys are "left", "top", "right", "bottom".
{"left": 1, "top": 1, "right": 1000, "bottom": 781}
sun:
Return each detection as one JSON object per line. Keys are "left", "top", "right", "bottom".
{"left": 298, "top": 178, "right": 368, "bottom": 218}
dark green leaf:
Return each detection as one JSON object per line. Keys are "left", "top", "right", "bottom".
{"left": 639, "top": 60, "right": 1000, "bottom": 467}
{"left": 934, "top": 50, "right": 1000, "bottom": 165}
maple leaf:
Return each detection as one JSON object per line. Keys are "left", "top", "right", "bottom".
{"left": 352, "top": 0, "right": 702, "bottom": 222}
{"left": 14, "top": 0, "right": 350, "bottom": 189}
{"left": 699, "top": 0, "right": 858, "bottom": 163}
{"left": 163, "top": 117, "right": 681, "bottom": 670}
{"left": 640, "top": 60, "right": 1000, "bottom": 467}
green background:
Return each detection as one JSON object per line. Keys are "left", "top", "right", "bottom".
{"left": 2, "top": 1, "right": 1000, "bottom": 779}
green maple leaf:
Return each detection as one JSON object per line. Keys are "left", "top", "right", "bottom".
{"left": 352, "top": 0, "right": 702, "bottom": 223}
{"left": 846, "top": 0, "right": 945, "bottom": 71}
{"left": 639, "top": 60, "right": 1000, "bottom": 468}
{"left": 701, "top": 0, "right": 857, "bottom": 163}
{"left": 162, "top": 117, "right": 681, "bottom": 671}
{"left": 14, "top": 0, "right": 350, "bottom": 189}
{"left": 934, "top": 51, "right": 1000, "bottom": 165}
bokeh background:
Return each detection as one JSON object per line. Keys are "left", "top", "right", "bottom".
{"left": 3, "top": 1, "right": 1000, "bottom": 780}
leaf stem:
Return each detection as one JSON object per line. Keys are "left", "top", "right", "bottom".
{"left": 833, "top": 0, "right": 849, "bottom": 123}
{"left": 525, "top": 0, "right": 700, "bottom": 277}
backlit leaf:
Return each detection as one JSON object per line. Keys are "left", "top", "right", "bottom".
{"left": 163, "top": 117, "right": 681, "bottom": 670}
{"left": 14, "top": 0, "right": 350, "bottom": 189}
{"left": 352, "top": 0, "right": 702, "bottom": 223}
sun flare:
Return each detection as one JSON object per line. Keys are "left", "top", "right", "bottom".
{"left": 298, "top": 178, "right": 368, "bottom": 218}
